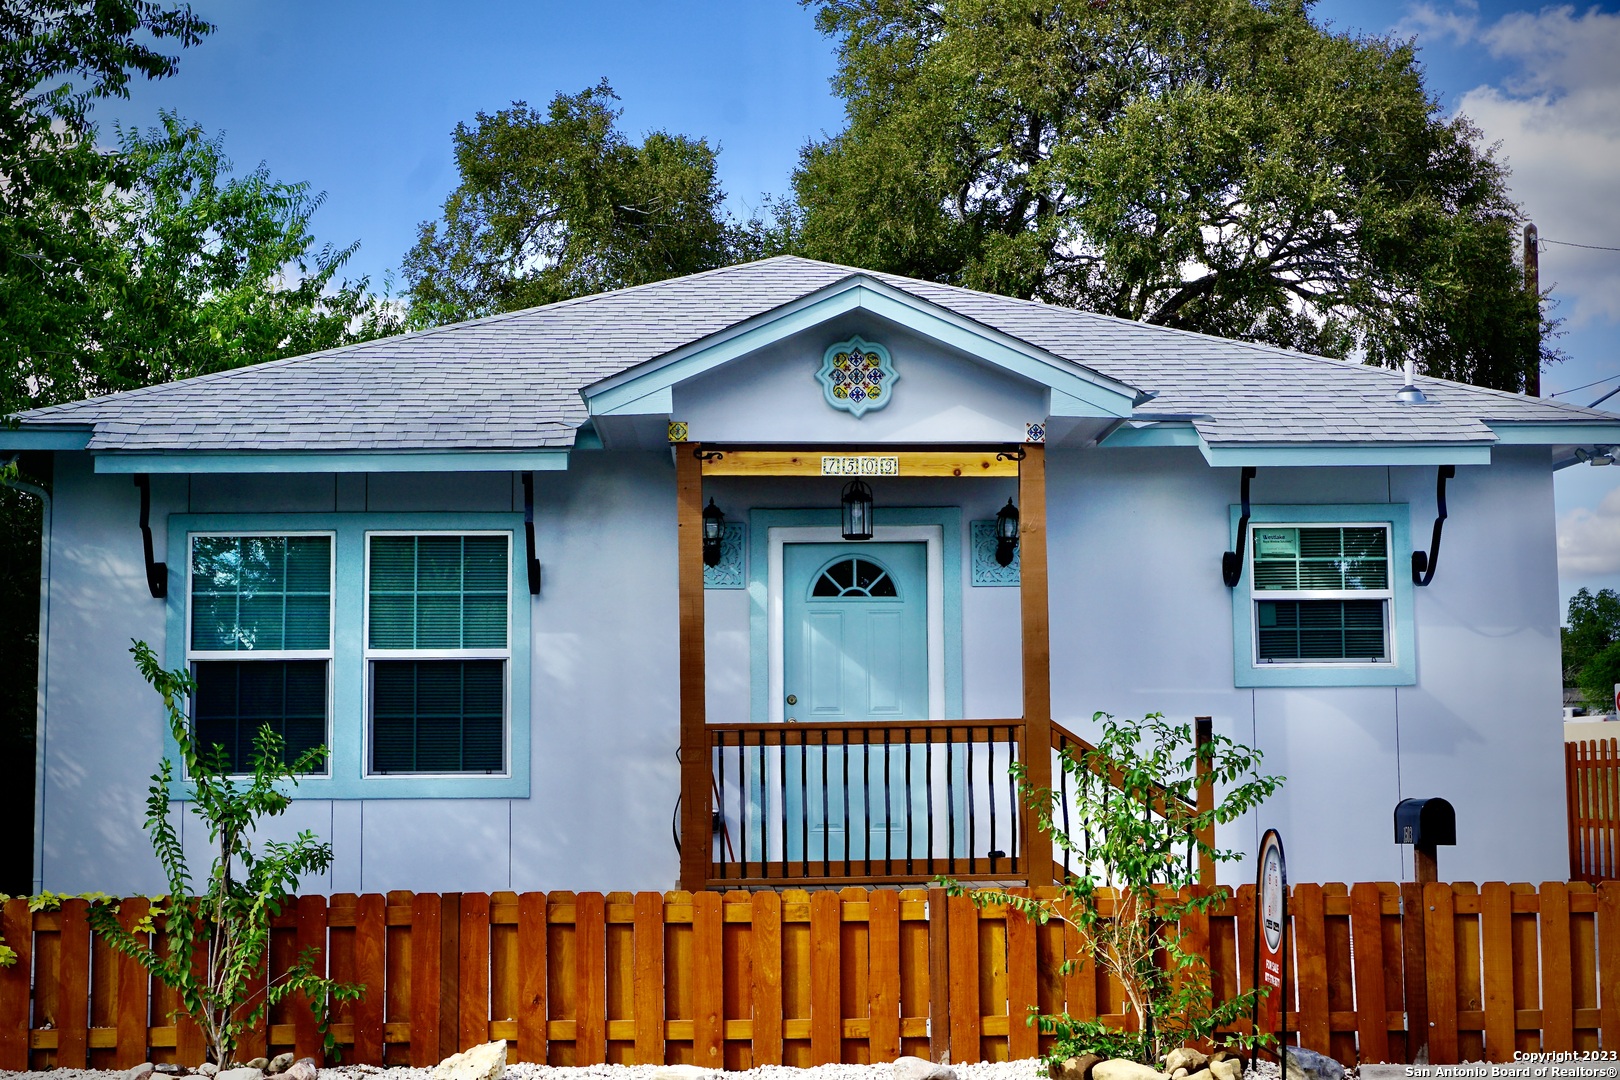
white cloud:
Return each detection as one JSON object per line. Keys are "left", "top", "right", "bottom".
{"left": 1402, "top": 5, "right": 1620, "bottom": 324}
{"left": 1559, "top": 482, "right": 1620, "bottom": 577}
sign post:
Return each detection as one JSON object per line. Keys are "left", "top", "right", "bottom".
{"left": 1252, "top": 829, "right": 1288, "bottom": 1068}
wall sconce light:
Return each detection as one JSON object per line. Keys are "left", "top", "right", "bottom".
{"left": 702, "top": 498, "right": 726, "bottom": 567}
{"left": 995, "top": 498, "right": 1020, "bottom": 566}
{"left": 841, "top": 480, "right": 874, "bottom": 541}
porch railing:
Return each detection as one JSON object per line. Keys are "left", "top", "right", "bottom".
{"left": 706, "top": 719, "right": 1027, "bottom": 886}
{"left": 703, "top": 717, "right": 1213, "bottom": 888}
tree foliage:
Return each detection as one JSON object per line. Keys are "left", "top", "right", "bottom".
{"left": 791, "top": 0, "right": 1551, "bottom": 390}
{"left": 85, "top": 643, "right": 363, "bottom": 1066}
{"left": 1565, "top": 588, "right": 1620, "bottom": 687}
{"left": 403, "top": 80, "right": 753, "bottom": 325}
{"left": 947, "top": 713, "right": 1284, "bottom": 1064}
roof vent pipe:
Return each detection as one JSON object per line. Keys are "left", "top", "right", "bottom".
{"left": 1396, "top": 360, "right": 1427, "bottom": 404}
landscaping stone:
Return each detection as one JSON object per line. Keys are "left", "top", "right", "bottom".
{"left": 154, "top": 1065, "right": 186, "bottom": 1076}
{"left": 267, "top": 1056, "right": 296, "bottom": 1076}
{"left": 216, "top": 1068, "right": 264, "bottom": 1080}
{"left": 431, "top": 1039, "right": 507, "bottom": 1080}
{"left": 1181, "top": 1067, "right": 1212, "bottom": 1080}
{"left": 283, "top": 1060, "right": 318, "bottom": 1080}
{"left": 895, "top": 1056, "right": 958, "bottom": 1080}
{"left": 1165, "top": 1049, "right": 1208, "bottom": 1075}
{"left": 1049, "top": 1053, "right": 1103, "bottom": 1080}
{"left": 198, "top": 1065, "right": 219, "bottom": 1077}
{"left": 242, "top": 1061, "right": 268, "bottom": 1072}
{"left": 1209, "top": 1057, "right": 1243, "bottom": 1080}
{"left": 1282, "top": 1048, "right": 1344, "bottom": 1080}
{"left": 1093, "top": 1059, "right": 1169, "bottom": 1080}
{"left": 123, "top": 1063, "right": 156, "bottom": 1080}
{"left": 650, "top": 1066, "right": 713, "bottom": 1080}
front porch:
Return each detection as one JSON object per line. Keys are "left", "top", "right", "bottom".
{"left": 674, "top": 441, "right": 1214, "bottom": 891}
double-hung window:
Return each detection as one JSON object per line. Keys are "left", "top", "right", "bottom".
{"left": 187, "top": 534, "right": 333, "bottom": 773}
{"left": 365, "top": 533, "right": 511, "bottom": 775}
{"left": 1231, "top": 505, "right": 1414, "bottom": 687}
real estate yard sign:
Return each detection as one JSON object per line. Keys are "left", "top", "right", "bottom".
{"left": 1252, "top": 829, "right": 1288, "bottom": 1063}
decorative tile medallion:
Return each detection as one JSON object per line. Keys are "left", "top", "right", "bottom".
{"left": 970, "top": 520, "right": 1021, "bottom": 586}
{"left": 667, "top": 420, "right": 689, "bottom": 443}
{"left": 703, "top": 523, "right": 747, "bottom": 589}
{"left": 1025, "top": 422, "right": 1046, "bottom": 444}
{"left": 818, "top": 336, "right": 898, "bottom": 418}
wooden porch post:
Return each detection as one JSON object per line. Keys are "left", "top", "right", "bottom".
{"left": 677, "top": 445, "right": 711, "bottom": 891}
{"left": 1020, "top": 444, "right": 1055, "bottom": 886}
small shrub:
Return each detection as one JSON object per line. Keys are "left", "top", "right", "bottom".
{"left": 85, "top": 641, "right": 362, "bottom": 1065}
{"left": 946, "top": 711, "right": 1284, "bottom": 1065}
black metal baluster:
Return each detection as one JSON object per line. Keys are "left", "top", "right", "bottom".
{"left": 863, "top": 731, "right": 872, "bottom": 877}
{"left": 967, "top": 726, "right": 976, "bottom": 867}
{"left": 842, "top": 730, "right": 850, "bottom": 873}
{"left": 905, "top": 728, "right": 915, "bottom": 875}
{"left": 821, "top": 728, "right": 830, "bottom": 878}
{"left": 883, "top": 728, "right": 893, "bottom": 877}
{"left": 946, "top": 728, "right": 956, "bottom": 876}
{"left": 926, "top": 728, "right": 936, "bottom": 877}
{"left": 1060, "top": 736, "right": 1073, "bottom": 877}
{"left": 988, "top": 726, "right": 998, "bottom": 873}
{"left": 717, "top": 730, "right": 727, "bottom": 880}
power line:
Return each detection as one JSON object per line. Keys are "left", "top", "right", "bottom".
{"left": 1548, "top": 372, "right": 1620, "bottom": 399}
{"left": 1541, "top": 238, "right": 1620, "bottom": 253}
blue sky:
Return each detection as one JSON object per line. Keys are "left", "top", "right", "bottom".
{"left": 92, "top": 0, "right": 1620, "bottom": 617}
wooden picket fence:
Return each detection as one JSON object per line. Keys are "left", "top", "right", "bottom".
{"left": 1568, "top": 738, "right": 1620, "bottom": 881}
{"left": 2, "top": 882, "right": 1617, "bottom": 1072}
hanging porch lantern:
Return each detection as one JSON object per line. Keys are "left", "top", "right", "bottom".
{"left": 995, "top": 497, "right": 1020, "bottom": 566}
{"left": 702, "top": 498, "right": 726, "bottom": 567}
{"left": 841, "top": 480, "right": 874, "bottom": 541}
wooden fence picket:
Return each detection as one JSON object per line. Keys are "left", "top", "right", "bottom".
{"left": 7, "top": 881, "right": 1620, "bottom": 1070}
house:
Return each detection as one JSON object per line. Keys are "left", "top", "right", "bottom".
{"left": 6, "top": 256, "right": 1617, "bottom": 896}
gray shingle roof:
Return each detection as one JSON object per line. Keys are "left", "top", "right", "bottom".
{"left": 14, "top": 256, "right": 1618, "bottom": 452}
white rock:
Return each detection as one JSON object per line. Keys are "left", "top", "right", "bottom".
{"left": 124, "top": 1063, "right": 157, "bottom": 1080}
{"left": 267, "top": 1054, "right": 296, "bottom": 1075}
{"left": 432, "top": 1039, "right": 508, "bottom": 1080}
{"left": 1094, "top": 1060, "right": 1170, "bottom": 1080}
{"left": 1210, "top": 1057, "right": 1244, "bottom": 1080}
{"left": 282, "top": 1060, "right": 318, "bottom": 1080}
{"left": 217, "top": 1068, "right": 265, "bottom": 1080}
{"left": 651, "top": 1066, "right": 715, "bottom": 1080}
{"left": 1166, "top": 1049, "right": 1208, "bottom": 1075}
{"left": 197, "top": 1064, "right": 219, "bottom": 1077}
{"left": 895, "top": 1055, "right": 958, "bottom": 1080}
{"left": 241, "top": 1059, "right": 269, "bottom": 1071}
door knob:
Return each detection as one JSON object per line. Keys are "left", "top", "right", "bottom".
{"left": 786, "top": 694, "right": 798, "bottom": 705}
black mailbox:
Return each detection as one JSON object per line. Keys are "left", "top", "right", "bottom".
{"left": 1394, "top": 797, "right": 1456, "bottom": 848}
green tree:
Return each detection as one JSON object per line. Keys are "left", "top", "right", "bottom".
{"left": 86, "top": 643, "right": 362, "bottom": 1065}
{"left": 403, "top": 80, "right": 739, "bottom": 324}
{"left": 793, "top": 0, "right": 1551, "bottom": 391}
{"left": 1565, "top": 588, "right": 1620, "bottom": 687}
{"left": 1579, "top": 644, "right": 1620, "bottom": 716}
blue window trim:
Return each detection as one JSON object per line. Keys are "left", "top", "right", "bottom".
{"left": 748, "top": 507, "right": 963, "bottom": 723}
{"left": 165, "top": 512, "right": 531, "bottom": 799}
{"left": 1229, "top": 503, "right": 1415, "bottom": 688}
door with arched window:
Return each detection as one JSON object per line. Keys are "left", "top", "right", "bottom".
{"left": 782, "top": 542, "right": 929, "bottom": 860}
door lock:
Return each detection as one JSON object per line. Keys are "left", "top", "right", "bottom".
{"left": 785, "top": 694, "right": 797, "bottom": 705}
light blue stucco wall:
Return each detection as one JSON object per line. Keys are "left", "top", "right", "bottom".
{"left": 34, "top": 442, "right": 1565, "bottom": 893}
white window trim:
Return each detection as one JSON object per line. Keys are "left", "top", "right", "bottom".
{"left": 1248, "top": 521, "right": 1394, "bottom": 668}
{"left": 184, "top": 530, "right": 337, "bottom": 777}
{"left": 361, "top": 529, "right": 515, "bottom": 779}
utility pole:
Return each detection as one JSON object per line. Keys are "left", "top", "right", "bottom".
{"left": 1525, "top": 222, "right": 1541, "bottom": 396}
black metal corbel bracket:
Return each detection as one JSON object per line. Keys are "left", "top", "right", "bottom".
{"left": 520, "top": 472, "right": 542, "bottom": 596}
{"left": 133, "top": 474, "right": 167, "bottom": 598}
{"left": 1412, "top": 465, "right": 1456, "bottom": 587}
{"left": 1221, "top": 467, "right": 1257, "bottom": 587}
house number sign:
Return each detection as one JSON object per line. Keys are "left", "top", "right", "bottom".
{"left": 821, "top": 455, "right": 900, "bottom": 476}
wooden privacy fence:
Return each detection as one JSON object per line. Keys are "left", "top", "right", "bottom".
{"left": 3, "top": 882, "right": 1618, "bottom": 1072}
{"left": 1568, "top": 738, "right": 1620, "bottom": 882}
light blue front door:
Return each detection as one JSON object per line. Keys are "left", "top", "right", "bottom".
{"left": 782, "top": 542, "right": 929, "bottom": 862}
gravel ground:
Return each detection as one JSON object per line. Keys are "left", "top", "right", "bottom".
{"left": 0, "top": 1056, "right": 1295, "bottom": 1080}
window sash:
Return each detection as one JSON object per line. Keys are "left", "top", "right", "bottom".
{"left": 1248, "top": 522, "right": 1394, "bottom": 666}
{"left": 190, "top": 659, "right": 332, "bottom": 774}
{"left": 365, "top": 532, "right": 512, "bottom": 653}
{"left": 363, "top": 531, "right": 513, "bottom": 778}
{"left": 187, "top": 532, "right": 336, "bottom": 659}
{"left": 1248, "top": 523, "right": 1394, "bottom": 600}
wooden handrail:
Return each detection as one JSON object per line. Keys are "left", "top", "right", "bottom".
{"left": 1049, "top": 718, "right": 1197, "bottom": 814}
